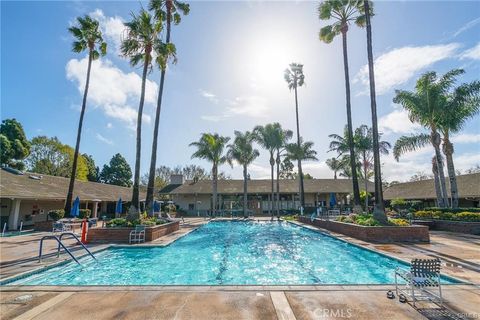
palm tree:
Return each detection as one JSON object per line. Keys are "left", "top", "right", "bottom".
{"left": 121, "top": 10, "right": 162, "bottom": 215}
{"left": 362, "top": 0, "right": 387, "bottom": 223}
{"left": 393, "top": 70, "right": 467, "bottom": 208}
{"left": 436, "top": 74, "right": 480, "bottom": 208}
{"left": 226, "top": 131, "right": 259, "bottom": 217}
{"left": 325, "top": 157, "right": 342, "bottom": 179}
{"left": 318, "top": 0, "right": 366, "bottom": 211}
{"left": 274, "top": 127, "right": 293, "bottom": 217}
{"left": 65, "top": 15, "right": 107, "bottom": 214}
{"left": 285, "top": 139, "right": 319, "bottom": 189}
{"left": 190, "top": 133, "right": 230, "bottom": 216}
{"left": 145, "top": 0, "right": 190, "bottom": 212}
{"left": 253, "top": 123, "right": 281, "bottom": 217}
{"left": 284, "top": 63, "right": 306, "bottom": 209}
{"left": 354, "top": 125, "right": 390, "bottom": 212}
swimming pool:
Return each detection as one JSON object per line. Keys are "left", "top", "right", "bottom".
{"left": 5, "top": 221, "right": 457, "bottom": 285}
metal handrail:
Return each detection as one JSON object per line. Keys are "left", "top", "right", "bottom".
{"left": 38, "top": 235, "right": 80, "bottom": 265}
{"left": 57, "top": 232, "right": 96, "bottom": 261}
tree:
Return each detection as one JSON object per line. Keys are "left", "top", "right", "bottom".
{"left": 182, "top": 164, "right": 208, "bottom": 180}
{"left": 82, "top": 154, "right": 99, "bottom": 182}
{"left": 362, "top": 0, "right": 387, "bottom": 223}
{"left": 26, "top": 136, "right": 88, "bottom": 180}
{"left": 65, "top": 15, "right": 107, "bottom": 214}
{"left": 435, "top": 72, "right": 480, "bottom": 208}
{"left": 226, "top": 131, "right": 259, "bottom": 217}
{"left": 284, "top": 139, "right": 318, "bottom": 193}
{"left": 190, "top": 133, "right": 230, "bottom": 216}
{"left": 284, "top": 63, "right": 306, "bottom": 209}
{"left": 409, "top": 172, "right": 432, "bottom": 182}
{"left": 465, "top": 165, "right": 480, "bottom": 174}
{"left": 326, "top": 157, "right": 342, "bottom": 179}
{"left": 274, "top": 126, "right": 293, "bottom": 216}
{"left": 318, "top": 0, "right": 366, "bottom": 211}
{"left": 253, "top": 123, "right": 282, "bottom": 217}
{"left": 393, "top": 70, "right": 466, "bottom": 207}
{"left": 99, "top": 153, "right": 133, "bottom": 187}
{"left": 0, "top": 119, "right": 30, "bottom": 170}
{"left": 121, "top": 9, "right": 163, "bottom": 214}
{"left": 145, "top": 0, "right": 188, "bottom": 211}
{"left": 279, "top": 158, "right": 295, "bottom": 179}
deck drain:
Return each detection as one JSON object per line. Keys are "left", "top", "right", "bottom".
{"left": 14, "top": 294, "right": 33, "bottom": 303}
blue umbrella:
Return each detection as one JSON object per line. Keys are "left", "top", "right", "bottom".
{"left": 329, "top": 193, "right": 337, "bottom": 207}
{"left": 71, "top": 196, "right": 80, "bottom": 217}
{"left": 115, "top": 198, "right": 123, "bottom": 215}
{"left": 153, "top": 201, "right": 161, "bottom": 213}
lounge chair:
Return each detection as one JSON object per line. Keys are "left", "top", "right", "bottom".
{"left": 129, "top": 225, "right": 146, "bottom": 244}
{"left": 395, "top": 258, "right": 443, "bottom": 306}
{"left": 165, "top": 212, "right": 184, "bottom": 224}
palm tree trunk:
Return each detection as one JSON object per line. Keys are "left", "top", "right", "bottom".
{"left": 341, "top": 29, "right": 361, "bottom": 209}
{"left": 431, "top": 130, "right": 449, "bottom": 207}
{"left": 443, "top": 134, "right": 459, "bottom": 208}
{"left": 65, "top": 50, "right": 93, "bottom": 214}
{"left": 131, "top": 56, "right": 150, "bottom": 214}
{"left": 294, "top": 85, "right": 305, "bottom": 209}
{"left": 212, "top": 164, "right": 218, "bottom": 217}
{"left": 431, "top": 157, "right": 443, "bottom": 207}
{"left": 363, "top": 155, "right": 368, "bottom": 211}
{"left": 270, "top": 154, "right": 275, "bottom": 218}
{"left": 146, "top": 2, "right": 173, "bottom": 214}
{"left": 364, "top": 0, "right": 387, "bottom": 223}
{"left": 276, "top": 154, "right": 281, "bottom": 218}
{"left": 243, "top": 164, "right": 248, "bottom": 218}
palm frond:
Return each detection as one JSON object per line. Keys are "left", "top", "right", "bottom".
{"left": 393, "top": 134, "right": 431, "bottom": 161}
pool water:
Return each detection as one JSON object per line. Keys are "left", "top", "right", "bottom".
{"left": 6, "top": 221, "right": 457, "bottom": 285}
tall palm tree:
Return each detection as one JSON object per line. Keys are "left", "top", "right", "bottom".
{"left": 121, "top": 10, "right": 162, "bottom": 215}
{"left": 145, "top": 0, "right": 190, "bottom": 212}
{"left": 65, "top": 15, "right": 107, "bottom": 214}
{"left": 284, "top": 63, "right": 306, "bottom": 208}
{"left": 226, "top": 131, "right": 259, "bottom": 217}
{"left": 362, "top": 0, "right": 387, "bottom": 223}
{"left": 393, "top": 70, "right": 467, "bottom": 208}
{"left": 318, "top": 0, "right": 366, "bottom": 211}
{"left": 253, "top": 123, "right": 281, "bottom": 217}
{"left": 436, "top": 75, "right": 480, "bottom": 208}
{"left": 274, "top": 127, "right": 293, "bottom": 217}
{"left": 190, "top": 133, "right": 230, "bottom": 216}
{"left": 354, "top": 125, "right": 390, "bottom": 212}
{"left": 326, "top": 157, "right": 342, "bottom": 179}
{"left": 285, "top": 140, "right": 319, "bottom": 190}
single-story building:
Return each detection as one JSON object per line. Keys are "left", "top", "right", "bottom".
{"left": 160, "top": 174, "right": 374, "bottom": 215}
{"left": 383, "top": 173, "right": 480, "bottom": 207}
{"left": 0, "top": 168, "right": 144, "bottom": 230}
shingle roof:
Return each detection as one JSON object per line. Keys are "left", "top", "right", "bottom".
{"left": 0, "top": 169, "right": 143, "bottom": 201}
{"left": 163, "top": 178, "right": 374, "bottom": 195}
{"left": 383, "top": 173, "right": 480, "bottom": 200}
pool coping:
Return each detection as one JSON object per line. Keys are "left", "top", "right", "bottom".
{"left": 0, "top": 219, "right": 471, "bottom": 287}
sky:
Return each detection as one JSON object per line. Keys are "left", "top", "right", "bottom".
{"left": 1, "top": 0, "right": 479, "bottom": 182}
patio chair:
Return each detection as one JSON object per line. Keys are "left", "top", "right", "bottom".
{"left": 165, "top": 212, "right": 184, "bottom": 224}
{"left": 52, "top": 222, "right": 72, "bottom": 233}
{"left": 395, "top": 258, "right": 443, "bottom": 306}
{"left": 129, "top": 225, "right": 146, "bottom": 244}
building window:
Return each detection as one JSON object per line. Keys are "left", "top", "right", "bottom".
{"left": 188, "top": 203, "right": 194, "bottom": 210}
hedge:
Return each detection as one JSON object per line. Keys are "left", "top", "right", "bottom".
{"left": 414, "top": 210, "right": 480, "bottom": 222}
{"left": 424, "top": 207, "right": 480, "bottom": 213}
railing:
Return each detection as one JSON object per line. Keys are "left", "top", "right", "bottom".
{"left": 38, "top": 232, "right": 96, "bottom": 265}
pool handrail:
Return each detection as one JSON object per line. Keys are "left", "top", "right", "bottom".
{"left": 38, "top": 235, "right": 80, "bottom": 265}
{"left": 57, "top": 232, "right": 97, "bottom": 261}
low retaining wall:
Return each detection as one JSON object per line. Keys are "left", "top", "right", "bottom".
{"left": 34, "top": 220, "right": 82, "bottom": 232}
{"left": 87, "top": 221, "right": 180, "bottom": 243}
{"left": 413, "top": 220, "right": 480, "bottom": 235}
{"left": 298, "top": 217, "right": 430, "bottom": 243}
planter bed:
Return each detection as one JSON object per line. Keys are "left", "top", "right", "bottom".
{"left": 413, "top": 220, "right": 480, "bottom": 235}
{"left": 298, "top": 217, "right": 429, "bottom": 243}
{"left": 87, "top": 221, "right": 180, "bottom": 243}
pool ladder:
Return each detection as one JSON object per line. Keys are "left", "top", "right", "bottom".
{"left": 38, "top": 232, "right": 96, "bottom": 265}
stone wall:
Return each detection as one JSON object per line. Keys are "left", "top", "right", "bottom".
{"left": 298, "top": 217, "right": 430, "bottom": 243}
{"left": 87, "top": 221, "right": 180, "bottom": 243}
{"left": 413, "top": 220, "right": 480, "bottom": 235}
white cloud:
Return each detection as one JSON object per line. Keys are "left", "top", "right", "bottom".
{"left": 453, "top": 17, "right": 480, "bottom": 38}
{"left": 90, "top": 9, "right": 125, "bottom": 55}
{"left": 200, "top": 115, "right": 229, "bottom": 122}
{"left": 355, "top": 43, "right": 460, "bottom": 95}
{"left": 199, "top": 89, "right": 219, "bottom": 104}
{"left": 302, "top": 162, "right": 334, "bottom": 179}
{"left": 106, "top": 122, "right": 113, "bottom": 129}
{"left": 95, "top": 133, "right": 113, "bottom": 145}
{"left": 201, "top": 95, "right": 269, "bottom": 122}
{"left": 66, "top": 57, "right": 156, "bottom": 128}
{"left": 378, "top": 109, "right": 422, "bottom": 135}
{"left": 248, "top": 163, "right": 271, "bottom": 179}
{"left": 451, "top": 133, "right": 480, "bottom": 144}
{"left": 460, "top": 43, "right": 480, "bottom": 60}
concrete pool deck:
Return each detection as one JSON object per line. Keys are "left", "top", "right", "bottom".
{"left": 1, "top": 217, "right": 479, "bottom": 319}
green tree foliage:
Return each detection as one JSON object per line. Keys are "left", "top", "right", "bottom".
{"left": 82, "top": 153, "right": 99, "bottom": 182}
{"left": 100, "top": 153, "right": 133, "bottom": 187}
{"left": 26, "top": 136, "right": 88, "bottom": 180}
{"left": 0, "top": 119, "right": 31, "bottom": 170}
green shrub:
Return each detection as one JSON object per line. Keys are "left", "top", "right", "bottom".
{"left": 78, "top": 209, "right": 91, "bottom": 219}
{"left": 106, "top": 218, "right": 127, "bottom": 227}
{"left": 456, "top": 212, "right": 480, "bottom": 222}
{"left": 282, "top": 215, "right": 298, "bottom": 221}
{"left": 414, "top": 210, "right": 480, "bottom": 222}
{"left": 48, "top": 209, "right": 65, "bottom": 221}
{"left": 389, "top": 218, "right": 410, "bottom": 226}
{"left": 424, "top": 207, "right": 480, "bottom": 213}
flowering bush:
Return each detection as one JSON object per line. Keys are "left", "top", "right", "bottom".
{"left": 414, "top": 210, "right": 480, "bottom": 222}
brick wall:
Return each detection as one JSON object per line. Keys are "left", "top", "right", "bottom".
{"left": 88, "top": 221, "right": 180, "bottom": 243}
{"left": 414, "top": 220, "right": 480, "bottom": 235}
{"left": 298, "top": 217, "right": 429, "bottom": 243}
